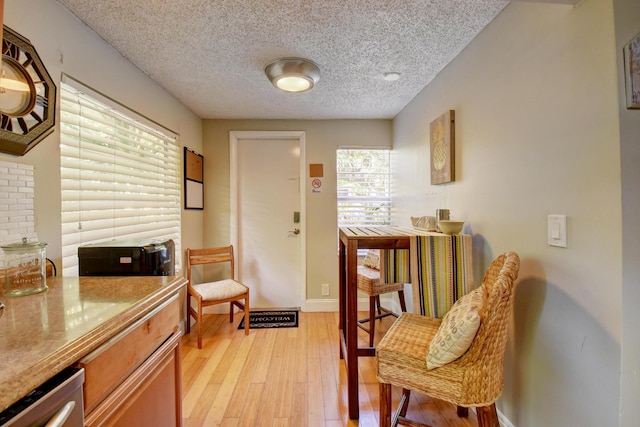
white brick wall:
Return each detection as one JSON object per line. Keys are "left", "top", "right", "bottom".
{"left": 0, "top": 160, "right": 37, "bottom": 247}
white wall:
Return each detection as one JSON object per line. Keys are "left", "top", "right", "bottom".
{"left": 392, "top": 1, "right": 622, "bottom": 425}
{"left": 2, "top": 0, "right": 204, "bottom": 268}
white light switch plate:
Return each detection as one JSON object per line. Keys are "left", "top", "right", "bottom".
{"left": 548, "top": 215, "right": 567, "bottom": 248}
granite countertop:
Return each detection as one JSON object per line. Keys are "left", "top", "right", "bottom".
{"left": 0, "top": 275, "right": 187, "bottom": 413}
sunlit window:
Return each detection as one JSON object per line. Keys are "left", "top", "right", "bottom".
{"left": 337, "top": 148, "right": 391, "bottom": 227}
{"left": 59, "top": 77, "right": 181, "bottom": 276}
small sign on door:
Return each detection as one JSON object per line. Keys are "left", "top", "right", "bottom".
{"left": 311, "top": 178, "right": 322, "bottom": 193}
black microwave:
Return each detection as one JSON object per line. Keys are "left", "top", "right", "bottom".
{"left": 78, "top": 239, "right": 175, "bottom": 276}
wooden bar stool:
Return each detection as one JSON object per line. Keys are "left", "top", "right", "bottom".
{"left": 356, "top": 250, "right": 407, "bottom": 347}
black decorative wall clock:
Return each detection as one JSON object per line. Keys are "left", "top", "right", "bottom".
{"left": 0, "top": 26, "right": 56, "bottom": 156}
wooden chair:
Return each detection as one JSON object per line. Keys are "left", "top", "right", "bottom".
{"left": 186, "top": 246, "right": 250, "bottom": 349}
{"left": 376, "top": 252, "right": 520, "bottom": 427}
{"left": 357, "top": 249, "right": 407, "bottom": 347}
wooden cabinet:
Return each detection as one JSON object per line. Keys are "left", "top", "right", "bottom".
{"left": 77, "top": 294, "right": 183, "bottom": 426}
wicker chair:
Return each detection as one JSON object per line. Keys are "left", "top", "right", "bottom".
{"left": 357, "top": 250, "right": 407, "bottom": 347}
{"left": 376, "top": 252, "right": 520, "bottom": 427}
{"left": 186, "top": 246, "right": 250, "bottom": 349}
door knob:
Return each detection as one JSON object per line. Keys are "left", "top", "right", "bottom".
{"left": 289, "top": 228, "right": 300, "bottom": 235}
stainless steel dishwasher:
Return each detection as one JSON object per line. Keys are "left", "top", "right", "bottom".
{"left": 0, "top": 367, "right": 84, "bottom": 427}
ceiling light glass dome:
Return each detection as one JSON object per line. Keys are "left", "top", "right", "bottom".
{"left": 265, "top": 58, "right": 321, "bottom": 93}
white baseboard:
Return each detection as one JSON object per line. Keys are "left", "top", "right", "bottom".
{"left": 304, "top": 297, "right": 399, "bottom": 312}
{"left": 498, "top": 410, "right": 515, "bottom": 427}
{"left": 470, "top": 407, "right": 513, "bottom": 427}
{"left": 196, "top": 281, "right": 414, "bottom": 314}
{"left": 200, "top": 298, "right": 368, "bottom": 313}
{"left": 304, "top": 298, "right": 339, "bottom": 312}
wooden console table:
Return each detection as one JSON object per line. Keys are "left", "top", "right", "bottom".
{"left": 338, "top": 226, "right": 473, "bottom": 420}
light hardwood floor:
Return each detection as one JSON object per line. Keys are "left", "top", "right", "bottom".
{"left": 181, "top": 310, "right": 478, "bottom": 427}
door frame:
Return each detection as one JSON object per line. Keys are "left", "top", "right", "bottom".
{"left": 229, "top": 130, "right": 307, "bottom": 310}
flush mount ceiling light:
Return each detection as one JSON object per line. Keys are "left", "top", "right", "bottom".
{"left": 265, "top": 57, "right": 320, "bottom": 93}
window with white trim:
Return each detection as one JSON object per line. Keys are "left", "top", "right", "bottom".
{"left": 60, "top": 77, "right": 181, "bottom": 276}
{"left": 337, "top": 148, "right": 391, "bottom": 227}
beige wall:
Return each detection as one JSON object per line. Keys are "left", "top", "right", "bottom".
{"left": 202, "top": 119, "right": 391, "bottom": 304}
{"left": 2, "top": 0, "right": 204, "bottom": 268}
{"left": 393, "top": 1, "right": 622, "bottom": 426}
{"left": 615, "top": 0, "right": 640, "bottom": 424}
{"left": 4, "top": 0, "right": 636, "bottom": 425}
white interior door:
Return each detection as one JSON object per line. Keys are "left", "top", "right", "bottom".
{"left": 230, "top": 131, "right": 305, "bottom": 310}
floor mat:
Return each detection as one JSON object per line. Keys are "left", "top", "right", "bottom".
{"left": 237, "top": 310, "right": 299, "bottom": 329}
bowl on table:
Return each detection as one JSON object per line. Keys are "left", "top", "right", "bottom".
{"left": 437, "top": 220, "right": 465, "bottom": 235}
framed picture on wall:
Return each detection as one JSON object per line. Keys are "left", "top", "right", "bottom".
{"left": 430, "top": 110, "right": 455, "bottom": 185}
{"left": 184, "top": 147, "right": 204, "bottom": 209}
{"left": 624, "top": 32, "right": 640, "bottom": 109}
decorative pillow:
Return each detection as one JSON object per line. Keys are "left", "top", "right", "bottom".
{"left": 362, "top": 249, "right": 380, "bottom": 270}
{"left": 426, "top": 287, "right": 485, "bottom": 370}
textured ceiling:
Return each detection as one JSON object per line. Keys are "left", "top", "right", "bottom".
{"left": 55, "top": 0, "right": 510, "bottom": 120}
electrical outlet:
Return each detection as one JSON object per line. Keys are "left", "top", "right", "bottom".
{"left": 321, "top": 283, "right": 330, "bottom": 296}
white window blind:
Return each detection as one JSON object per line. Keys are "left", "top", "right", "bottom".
{"left": 337, "top": 148, "right": 391, "bottom": 227}
{"left": 60, "top": 79, "right": 181, "bottom": 276}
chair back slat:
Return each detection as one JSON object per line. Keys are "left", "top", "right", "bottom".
{"left": 186, "top": 245, "right": 235, "bottom": 282}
